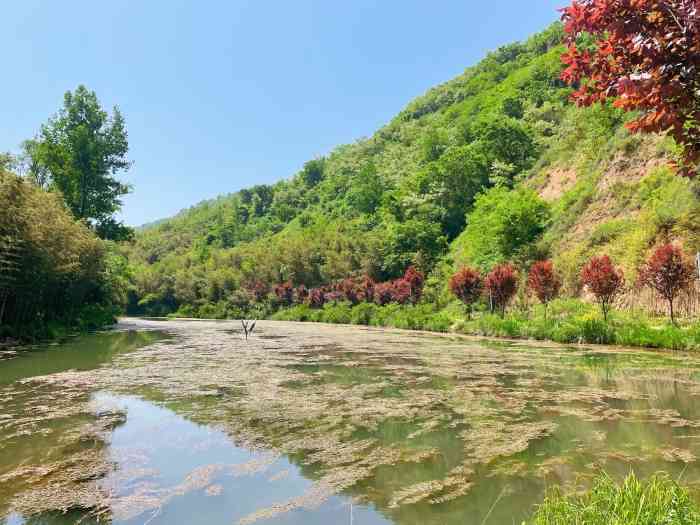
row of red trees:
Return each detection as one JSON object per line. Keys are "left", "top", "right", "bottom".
{"left": 449, "top": 243, "right": 696, "bottom": 325}
{"left": 272, "top": 266, "right": 426, "bottom": 309}
{"left": 264, "top": 244, "right": 695, "bottom": 325}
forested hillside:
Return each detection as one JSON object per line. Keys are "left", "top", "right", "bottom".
{"left": 125, "top": 22, "right": 697, "bottom": 327}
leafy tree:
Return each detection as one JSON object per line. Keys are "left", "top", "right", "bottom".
{"left": 581, "top": 255, "right": 624, "bottom": 321}
{"left": 25, "top": 86, "right": 133, "bottom": 239}
{"left": 300, "top": 158, "right": 325, "bottom": 187}
{"left": 527, "top": 260, "right": 561, "bottom": 320}
{"left": 380, "top": 217, "right": 447, "bottom": 279}
{"left": 449, "top": 267, "right": 483, "bottom": 318}
{"left": 454, "top": 187, "right": 549, "bottom": 270}
{"left": 471, "top": 116, "right": 538, "bottom": 182}
{"left": 561, "top": 0, "right": 700, "bottom": 176}
{"left": 414, "top": 143, "right": 490, "bottom": 238}
{"left": 347, "top": 163, "right": 383, "bottom": 214}
{"left": 484, "top": 263, "right": 518, "bottom": 317}
{"left": 638, "top": 243, "right": 695, "bottom": 325}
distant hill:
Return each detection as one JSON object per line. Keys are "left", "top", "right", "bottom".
{"left": 124, "top": 22, "right": 696, "bottom": 317}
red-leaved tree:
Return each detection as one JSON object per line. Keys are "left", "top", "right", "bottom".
{"left": 294, "top": 284, "right": 309, "bottom": 305}
{"left": 274, "top": 281, "right": 294, "bottom": 306}
{"left": 527, "top": 260, "right": 562, "bottom": 320}
{"left": 581, "top": 255, "right": 624, "bottom": 321}
{"left": 638, "top": 243, "right": 696, "bottom": 324}
{"left": 403, "top": 266, "right": 425, "bottom": 305}
{"left": 485, "top": 264, "right": 518, "bottom": 317}
{"left": 360, "top": 275, "right": 375, "bottom": 303}
{"left": 373, "top": 282, "right": 395, "bottom": 306}
{"left": 449, "top": 267, "right": 483, "bottom": 319}
{"left": 561, "top": 0, "right": 700, "bottom": 176}
{"left": 307, "top": 288, "right": 326, "bottom": 309}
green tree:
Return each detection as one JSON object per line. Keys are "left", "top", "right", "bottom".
{"left": 25, "top": 85, "right": 132, "bottom": 240}
{"left": 453, "top": 186, "right": 549, "bottom": 270}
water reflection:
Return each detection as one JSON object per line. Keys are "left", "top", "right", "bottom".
{"left": 4, "top": 320, "right": 700, "bottom": 524}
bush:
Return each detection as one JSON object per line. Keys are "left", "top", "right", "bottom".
{"left": 528, "top": 472, "right": 700, "bottom": 525}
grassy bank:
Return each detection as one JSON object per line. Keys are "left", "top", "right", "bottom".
{"left": 271, "top": 298, "right": 700, "bottom": 351}
{"left": 527, "top": 472, "right": 700, "bottom": 524}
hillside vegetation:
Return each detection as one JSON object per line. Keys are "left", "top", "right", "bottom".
{"left": 124, "top": 23, "right": 698, "bottom": 333}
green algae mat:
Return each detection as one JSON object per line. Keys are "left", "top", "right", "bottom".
{"left": 2, "top": 319, "right": 700, "bottom": 524}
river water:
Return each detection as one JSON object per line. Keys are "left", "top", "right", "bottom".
{"left": 2, "top": 319, "right": 700, "bottom": 524}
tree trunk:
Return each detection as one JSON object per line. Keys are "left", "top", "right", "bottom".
{"left": 669, "top": 298, "right": 676, "bottom": 326}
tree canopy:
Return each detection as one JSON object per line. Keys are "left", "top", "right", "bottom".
{"left": 25, "top": 85, "right": 133, "bottom": 239}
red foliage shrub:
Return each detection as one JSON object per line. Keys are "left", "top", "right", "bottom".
{"left": 338, "top": 278, "right": 361, "bottom": 305}
{"left": 402, "top": 266, "right": 425, "bottom": 304}
{"left": 323, "top": 291, "right": 345, "bottom": 303}
{"left": 638, "top": 243, "right": 695, "bottom": 324}
{"left": 561, "top": 0, "right": 700, "bottom": 176}
{"left": 247, "top": 281, "right": 269, "bottom": 303}
{"left": 449, "top": 267, "right": 483, "bottom": 318}
{"left": 373, "top": 282, "right": 395, "bottom": 306}
{"left": 307, "top": 288, "right": 326, "bottom": 309}
{"left": 527, "top": 260, "right": 561, "bottom": 319}
{"left": 294, "top": 284, "right": 309, "bottom": 305}
{"left": 360, "top": 275, "right": 375, "bottom": 303}
{"left": 273, "top": 281, "right": 294, "bottom": 306}
{"left": 484, "top": 264, "right": 518, "bottom": 317}
{"left": 391, "top": 279, "right": 413, "bottom": 305}
{"left": 580, "top": 255, "right": 624, "bottom": 321}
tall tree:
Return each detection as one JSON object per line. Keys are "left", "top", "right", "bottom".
{"left": 561, "top": 0, "right": 700, "bottom": 176}
{"left": 26, "top": 86, "right": 133, "bottom": 239}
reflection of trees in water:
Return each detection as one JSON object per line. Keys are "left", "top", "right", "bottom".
{"left": 7, "top": 320, "right": 700, "bottom": 524}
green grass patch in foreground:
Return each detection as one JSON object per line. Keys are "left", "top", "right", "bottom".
{"left": 527, "top": 472, "right": 700, "bottom": 525}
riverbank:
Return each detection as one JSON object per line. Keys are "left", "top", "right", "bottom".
{"left": 269, "top": 298, "right": 700, "bottom": 352}
{"left": 1, "top": 304, "right": 119, "bottom": 344}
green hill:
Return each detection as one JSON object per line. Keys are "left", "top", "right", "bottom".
{"left": 125, "top": 22, "right": 696, "bottom": 324}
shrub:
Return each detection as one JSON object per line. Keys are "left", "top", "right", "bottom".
{"left": 337, "top": 278, "right": 361, "bottom": 305}
{"left": 359, "top": 275, "right": 376, "bottom": 303}
{"left": 527, "top": 260, "right": 561, "bottom": 320}
{"left": 307, "top": 288, "right": 326, "bottom": 308}
{"left": 273, "top": 281, "right": 294, "bottom": 306}
{"left": 373, "top": 281, "right": 395, "bottom": 306}
{"left": 349, "top": 302, "right": 379, "bottom": 325}
{"left": 449, "top": 266, "right": 483, "bottom": 319}
{"left": 402, "top": 266, "right": 425, "bottom": 304}
{"left": 581, "top": 255, "right": 624, "bottom": 321}
{"left": 638, "top": 243, "right": 695, "bottom": 325}
{"left": 484, "top": 263, "right": 518, "bottom": 317}
{"left": 294, "top": 284, "right": 309, "bottom": 304}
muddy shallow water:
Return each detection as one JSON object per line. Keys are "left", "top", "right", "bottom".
{"left": 2, "top": 319, "right": 700, "bottom": 524}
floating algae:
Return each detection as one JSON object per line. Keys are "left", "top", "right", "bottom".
{"left": 4, "top": 319, "right": 700, "bottom": 524}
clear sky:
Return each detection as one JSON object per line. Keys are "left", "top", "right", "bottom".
{"left": 2, "top": 1, "right": 564, "bottom": 226}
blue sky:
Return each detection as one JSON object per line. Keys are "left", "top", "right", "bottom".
{"left": 3, "top": 1, "right": 564, "bottom": 226}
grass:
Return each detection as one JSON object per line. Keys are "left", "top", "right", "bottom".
{"left": 271, "top": 298, "right": 700, "bottom": 351}
{"left": 527, "top": 472, "right": 700, "bottom": 524}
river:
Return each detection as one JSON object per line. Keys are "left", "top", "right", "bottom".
{"left": 2, "top": 318, "right": 700, "bottom": 524}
